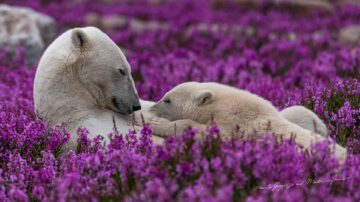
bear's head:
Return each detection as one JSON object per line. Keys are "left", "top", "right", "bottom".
{"left": 70, "top": 27, "right": 141, "bottom": 114}
{"left": 150, "top": 82, "right": 215, "bottom": 123}
{"left": 47, "top": 27, "right": 141, "bottom": 115}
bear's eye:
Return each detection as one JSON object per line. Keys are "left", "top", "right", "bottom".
{"left": 163, "top": 98, "right": 171, "bottom": 104}
{"left": 119, "top": 69, "right": 126, "bottom": 76}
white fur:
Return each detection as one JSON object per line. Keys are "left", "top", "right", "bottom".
{"left": 280, "top": 105, "right": 328, "bottom": 136}
{"left": 34, "top": 27, "right": 162, "bottom": 151}
{"left": 149, "top": 82, "right": 346, "bottom": 162}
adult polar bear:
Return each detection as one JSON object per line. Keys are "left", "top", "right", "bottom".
{"left": 34, "top": 27, "right": 327, "bottom": 150}
{"left": 34, "top": 27, "right": 163, "bottom": 150}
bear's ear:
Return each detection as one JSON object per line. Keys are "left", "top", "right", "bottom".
{"left": 71, "top": 29, "right": 89, "bottom": 49}
{"left": 193, "top": 89, "right": 215, "bottom": 106}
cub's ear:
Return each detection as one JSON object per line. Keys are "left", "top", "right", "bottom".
{"left": 193, "top": 89, "right": 215, "bottom": 106}
{"left": 71, "top": 29, "right": 89, "bottom": 49}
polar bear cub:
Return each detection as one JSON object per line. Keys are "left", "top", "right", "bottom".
{"left": 34, "top": 27, "right": 162, "bottom": 150}
{"left": 149, "top": 82, "right": 346, "bottom": 161}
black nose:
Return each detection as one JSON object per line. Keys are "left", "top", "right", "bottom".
{"left": 132, "top": 105, "right": 141, "bottom": 111}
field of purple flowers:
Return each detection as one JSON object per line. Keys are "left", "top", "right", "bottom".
{"left": 1, "top": 0, "right": 360, "bottom": 201}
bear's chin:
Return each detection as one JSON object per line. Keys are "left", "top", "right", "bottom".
{"left": 113, "top": 107, "right": 133, "bottom": 115}
{"left": 111, "top": 98, "right": 132, "bottom": 115}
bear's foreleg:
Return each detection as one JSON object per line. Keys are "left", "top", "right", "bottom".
{"left": 148, "top": 117, "right": 207, "bottom": 138}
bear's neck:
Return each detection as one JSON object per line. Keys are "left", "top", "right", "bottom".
{"left": 37, "top": 71, "right": 100, "bottom": 129}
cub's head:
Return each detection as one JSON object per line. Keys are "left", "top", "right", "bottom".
{"left": 150, "top": 82, "right": 215, "bottom": 122}
{"left": 68, "top": 27, "right": 141, "bottom": 114}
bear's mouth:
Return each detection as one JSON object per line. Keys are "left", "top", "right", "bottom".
{"left": 112, "top": 97, "right": 133, "bottom": 115}
{"left": 149, "top": 104, "right": 159, "bottom": 114}
{"left": 112, "top": 97, "right": 125, "bottom": 114}
{"left": 112, "top": 97, "right": 119, "bottom": 109}
{"left": 149, "top": 104, "right": 170, "bottom": 119}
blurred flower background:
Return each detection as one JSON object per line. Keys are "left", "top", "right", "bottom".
{"left": 0, "top": 0, "right": 360, "bottom": 201}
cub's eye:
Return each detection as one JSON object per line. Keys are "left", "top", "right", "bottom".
{"left": 118, "top": 69, "right": 126, "bottom": 75}
{"left": 163, "top": 98, "right": 171, "bottom": 104}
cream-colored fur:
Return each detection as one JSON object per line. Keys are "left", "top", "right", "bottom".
{"left": 34, "top": 27, "right": 162, "bottom": 151}
{"left": 149, "top": 82, "right": 346, "bottom": 162}
{"left": 280, "top": 105, "right": 328, "bottom": 136}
